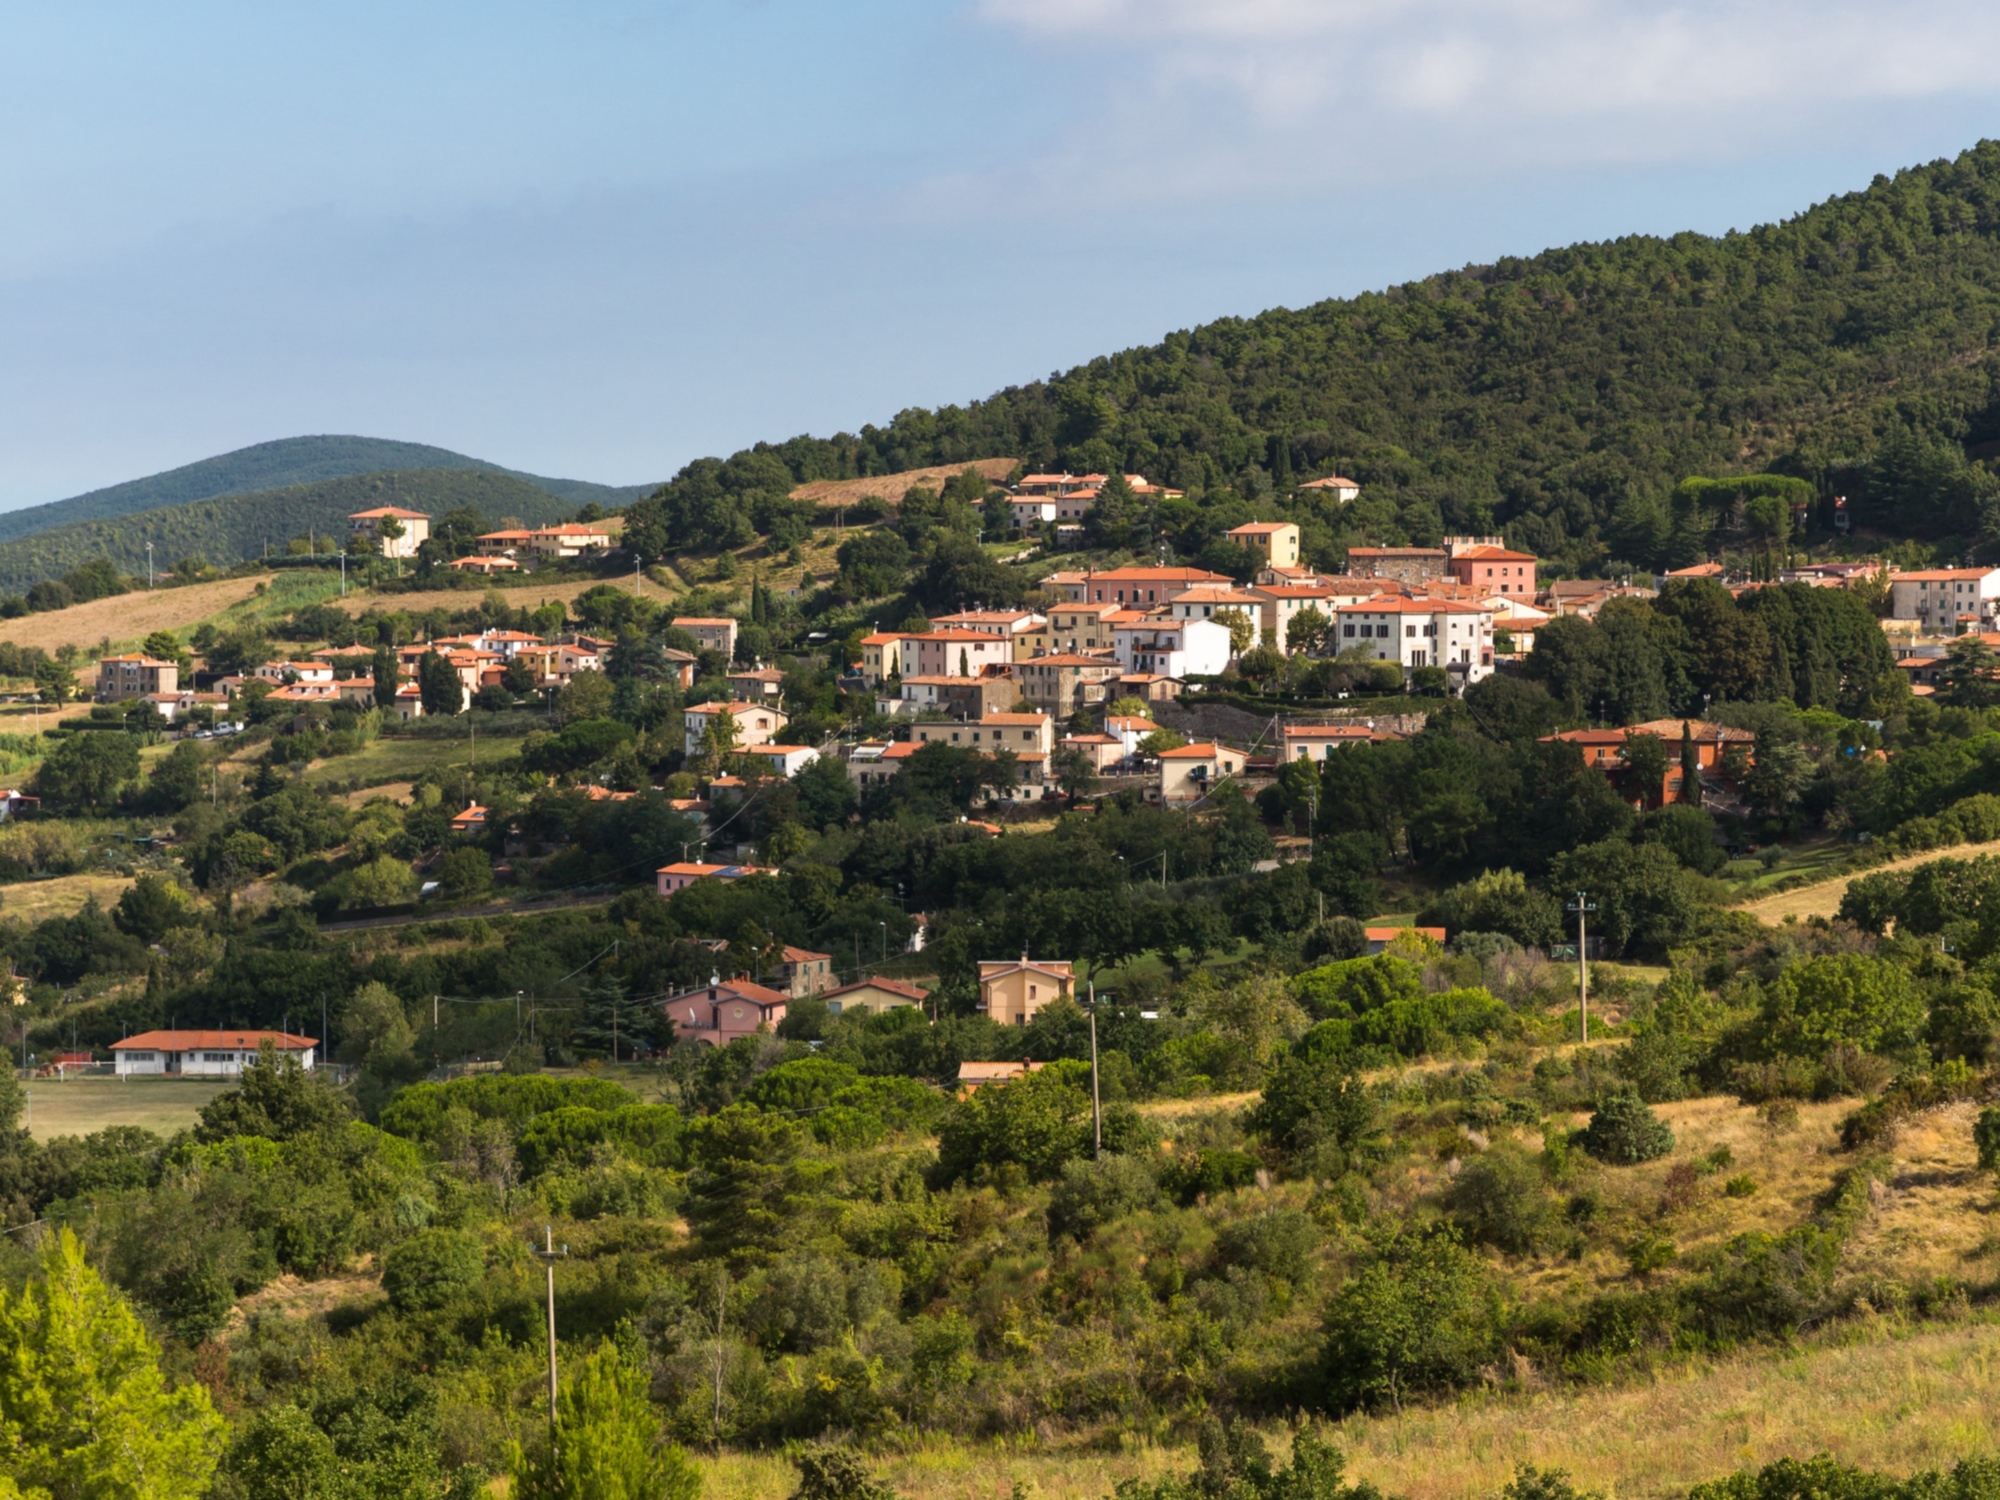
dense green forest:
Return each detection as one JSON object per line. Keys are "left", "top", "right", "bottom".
{"left": 0, "top": 434, "right": 644, "bottom": 551}
{"left": 629, "top": 142, "right": 2000, "bottom": 577}
{"left": 0, "top": 470, "right": 580, "bottom": 594}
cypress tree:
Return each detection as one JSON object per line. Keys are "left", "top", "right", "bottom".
{"left": 1680, "top": 720, "right": 1701, "bottom": 806}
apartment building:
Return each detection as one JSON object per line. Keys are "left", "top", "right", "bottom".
{"left": 348, "top": 506, "right": 431, "bottom": 558}
{"left": 1334, "top": 598, "right": 1495, "bottom": 682}
{"left": 96, "top": 655, "right": 178, "bottom": 702}
{"left": 1227, "top": 521, "right": 1301, "bottom": 569}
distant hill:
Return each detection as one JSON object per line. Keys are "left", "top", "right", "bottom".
{"left": 0, "top": 469, "right": 580, "bottom": 596}
{"left": 0, "top": 435, "right": 648, "bottom": 550}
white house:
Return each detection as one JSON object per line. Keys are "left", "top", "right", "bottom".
{"left": 1164, "top": 586, "right": 1269, "bottom": 645}
{"left": 740, "top": 742, "right": 821, "bottom": 778}
{"left": 1888, "top": 569, "right": 2000, "bottom": 635}
{"left": 112, "top": 1029, "right": 317, "bottom": 1077}
{"left": 683, "top": 700, "right": 787, "bottom": 757}
{"left": 1111, "top": 617, "right": 1233, "bottom": 679}
{"left": 1334, "top": 598, "right": 1495, "bottom": 684}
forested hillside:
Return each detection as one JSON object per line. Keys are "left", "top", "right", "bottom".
{"left": 631, "top": 142, "right": 2000, "bottom": 576}
{"left": 0, "top": 469, "right": 579, "bottom": 593}
{"left": 0, "top": 434, "right": 645, "bottom": 550}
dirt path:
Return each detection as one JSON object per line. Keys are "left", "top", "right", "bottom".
{"left": 0, "top": 577, "right": 265, "bottom": 653}
{"left": 1735, "top": 837, "right": 2000, "bottom": 924}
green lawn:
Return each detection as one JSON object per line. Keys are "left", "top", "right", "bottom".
{"left": 21, "top": 1076, "right": 230, "bottom": 1141}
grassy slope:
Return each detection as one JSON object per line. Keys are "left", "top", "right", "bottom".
{"left": 0, "top": 435, "right": 648, "bottom": 548}
{"left": 1735, "top": 838, "right": 2000, "bottom": 924}
{"left": 22, "top": 1077, "right": 231, "bottom": 1142}
{"left": 694, "top": 1092, "right": 2000, "bottom": 1500}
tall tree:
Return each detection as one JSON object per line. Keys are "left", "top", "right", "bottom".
{"left": 417, "top": 650, "right": 463, "bottom": 717}
{"left": 1679, "top": 720, "right": 1702, "bottom": 806}
{"left": 0, "top": 1228, "right": 227, "bottom": 1500}
{"left": 372, "top": 642, "right": 400, "bottom": 710}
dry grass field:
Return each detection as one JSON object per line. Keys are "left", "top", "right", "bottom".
{"left": 21, "top": 1076, "right": 229, "bottom": 1141}
{"left": 1735, "top": 839, "right": 2000, "bottom": 925}
{"left": 695, "top": 1311, "right": 2000, "bottom": 1500}
{"left": 790, "top": 459, "right": 1016, "bottom": 508}
{"left": 0, "top": 872, "right": 136, "bottom": 922}
{"left": 0, "top": 576, "right": 268, "bottom": 654}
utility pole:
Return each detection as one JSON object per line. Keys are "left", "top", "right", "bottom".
{"left": 635, "top": 554, "right": 643, "bottom": 597}
{"left": 340, "top": 550, "right": 347, "bottom": 598}
{"left": 146, "top": 542, "right": 154, "bottom": 590}
{"left": 531, "top": 1227, "right": 567, "bottom": 1450}
{"left": 1566, "top": 891, "right": 1596, "bottom": 1043}
{"left": 1088, "top": 982, "right": 1102, "bottom": 1160}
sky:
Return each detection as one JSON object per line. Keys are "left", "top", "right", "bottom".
{"left": 4, "top": 1, "right": 2000, "bottom": 509}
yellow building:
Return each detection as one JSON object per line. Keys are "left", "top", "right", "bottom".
{"left": 1227, "top": 521, "right": 1301, "bottom": 570}
{"left": 348, "top": 506, "right": 432, "bottom": 558}
{"left": 977, "top": 956, "right": 1075, "bottom": 1026}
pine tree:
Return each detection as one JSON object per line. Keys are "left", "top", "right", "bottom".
{"left": 1679, "top": 721, "right": 1702, "bottom": 807}
{"left": 0, "top": 1228, "right": 227, "bottom": 1500}
{"left": 510, "top": 1344, "right": 699, "bottom": 1500}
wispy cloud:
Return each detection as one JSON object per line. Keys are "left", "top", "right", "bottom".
{"left": 968, "top": 0, "right": 2000, "bottom": 201}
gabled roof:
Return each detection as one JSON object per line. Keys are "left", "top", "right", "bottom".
{"left": 824, "top": 976, "right": 931, "bottom": 1003}
{"left": 349, "top": 506, "right": 430, "bottom": 520}
{"left": 1898, "top": 569, "right": 2000, "bottom": 582}
{"left": 1157, "top": 742, "right": 1235, "bottom": 759}
{"left": 1298, "top": 475, "right": 1360, "bottom": 490}
{"left": 1450, "top": 545, "right": 1538, "bottom": 562}
{"left": 112, "top": 1030, "right": 316, "bottom": 1051}
{"left": 1228, "top": 522, "right": 1296, "bottom": 535}
{"left": 780, "top": 946, "right": 832, "bottom": 963}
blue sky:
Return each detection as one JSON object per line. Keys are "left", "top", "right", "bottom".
{"left": 4, "top": 1, "right": 2000, "bottom": 508}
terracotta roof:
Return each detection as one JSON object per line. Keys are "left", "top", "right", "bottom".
{"left": 1897, "top": 569, "right": 2000, "bottom": 582}
{"left": 780, "top": 946, "right": 832, "bottom": 963}
{"left": 1158, "top": 742, "right": 1235, "bottom": 759}
{"left": 686, "top": 700, "right": 775, "bottom": 716}
{"left": 348, "top": 506, "right": 430, "bottom": 520}
{"left": 112, "top": 1030, "right": 316, "bottom": 1050}
{"left": 1298, "top": 475, "right": 1360, "bottom": 490}
{"left": 980, "top": 712, "right": 1051, "bottom": 725}
{"left": 1228, "top": 522, "right": 1295, "bottom": 535}
{"left": 824, "top": 976, "right": 931, "bottom": 1003}
{"left": 673, "top": 616, "right": 736, "bottom": 626}
{"left": 1451, "top": 545, "right": 1538, "bottom": 561}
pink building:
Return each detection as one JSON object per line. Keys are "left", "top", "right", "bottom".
{"left": 660, "top": 977, "right": 790, "bottom": 1046}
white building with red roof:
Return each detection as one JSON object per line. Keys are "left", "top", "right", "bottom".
{"left": 112, "top": 1029, "right": 317, "bottom": 1076}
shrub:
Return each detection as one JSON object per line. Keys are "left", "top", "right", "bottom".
{"left": 1442, "top": 1145, "right": 1563, "bottom": 1254}
{"left": 381, "top": 1228, "right": 484, "bottom": 1313}
{"left": 1161, "top": 1147, "right": 1261, "bottom": 1204}
{"left": 1578, "top": 1093, "right": 1674, "bottom": 1164}
{"left": 1978, "top": 1107, "right": 2000, "bottom": 1175}
{"left": 1757, "top": 954, "right": 1926, "bottom": 1061}
{"left": 1318, "top": 1222, "right": 1504, "bottom": 1411}
{"left": 1046, "top": 1155, "right": 1163, "bottom": 1241}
